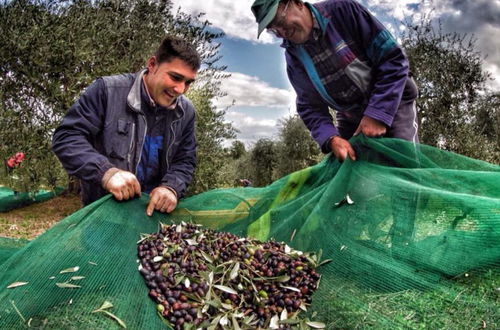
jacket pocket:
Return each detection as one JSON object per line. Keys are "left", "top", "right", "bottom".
{"left": 109, "top": 119, "right": 133, "bottom": 160}
{"left": 344, "top": 58, "right": 371, "bottom": 96}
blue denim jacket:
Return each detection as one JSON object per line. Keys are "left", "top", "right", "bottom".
{"left": 52, "top": 70, "right": 197, "bottom": 205}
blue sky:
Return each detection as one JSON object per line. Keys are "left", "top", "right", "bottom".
{"left": 171, "top": 0, "right": 500, "bottom": 146}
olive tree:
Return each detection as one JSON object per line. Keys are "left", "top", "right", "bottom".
{"left": 401, "top": 17, "right": 498, "bottom": 162}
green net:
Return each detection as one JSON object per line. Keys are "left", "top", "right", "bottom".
{"left": 0, "top": 186, "right": 63, "bottom": 212}
{"left": 0, "top": 136, "right": 499, "bottom": 329}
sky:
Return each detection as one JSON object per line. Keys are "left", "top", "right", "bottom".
{"left": 171, "top": 0, "right": 500, "bottom": 147}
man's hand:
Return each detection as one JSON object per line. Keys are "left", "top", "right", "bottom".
{"left": 102, "top": 168, "right": 141, "bottom": 201}
{"left": 330, "top": 136, "right": 356, "bottom": 162}
{"left": 354, "top": 116, "right": 387, "bottom": 137}
{"left": 146, "top": 187, "right": 178, "bottom": 216}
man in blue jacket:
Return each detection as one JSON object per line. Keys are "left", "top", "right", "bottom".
{"left": 53, "top": 36, "right": 199, "bottom": 216}
{"left": 251, "top": 0, "right": 419, "bottom": 161}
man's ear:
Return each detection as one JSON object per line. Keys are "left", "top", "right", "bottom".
{"left": 147, "top": 56, "right": 157, "bottom": 72}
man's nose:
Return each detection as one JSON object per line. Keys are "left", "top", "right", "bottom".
{"left": 173, "top": 81, "right": 186, "bottom": 95}
{"left": 276, "top": 26, "right": 288, "bottom": 39}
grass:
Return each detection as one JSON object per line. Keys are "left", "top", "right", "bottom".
{"left": 314, "top": 268, "right": 499, "bottom": 329}
{"left": 0, "top": 194, "right": 82, "bottom": 240}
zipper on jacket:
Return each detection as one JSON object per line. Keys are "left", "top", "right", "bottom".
{"left": 134, "top": 115, "right": 147, "bottom": 175}
{"left": 127, "top": 122, "right": 136, "bottom": 170}
{"left": 165, "top": 117, "right": 181, "bottom": 170}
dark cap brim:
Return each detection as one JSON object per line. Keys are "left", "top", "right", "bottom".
{"left": 257, "top": 1, "right": 280, "bottom": 38}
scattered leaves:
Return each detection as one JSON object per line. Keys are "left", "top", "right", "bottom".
{"left": 70, "top": 276, "right": 85, "bottom": 281}
{"left": 55, "top": 282, "right": 81, "bottom": 289}
{"left": 213, "top": 285, "right": 238, "bottom": 295}
{"left": 7, "top": 281, "right": 28, "bottom": 289}
{"left": 93, "top": 301, "right": 126, "bottom": 328}
{"left": 306, "top": 321, "right": 327, "bottom": 329}
{"left": 59, "top": 266, "right": 79, "bottom": 274}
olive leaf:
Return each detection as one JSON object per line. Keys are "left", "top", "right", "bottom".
{"left": 281, "top": 286, "right": 301, "bottom": 293}
{"left": 232, "top": 314, "right": 242, "bottom": 330}
{"left": 174, "top": 275, "right": 185, "bottom": 286}
{"left": 200, "top": 251, "right": 214, "bottom": 263}
{"left": 185, "top": 239, "right": 198, "bottom": 246}
{"left": 334, "top": 194, "right": 354, "bottom": 207}
{"left": 280, "top": 308, "right": 288, "bottom": 321}
{"left": 100, "top": 310, "right": 127, "bottom": 328}
{"left": 7, "top": 281, "right": 28, "bottom": 289}
{"left": 346, "top": 194, "right": 354, "bottom": 205}
{"left": 210, "top": 314, "right": 222, "bottom": 326}
{"left": 306, "top": 321, "right": 326, "bottom": 329}
{"left": 229, "top": 262, "right": 240, "bottom": 280}
{"left": 255, "top": 275, "right": 290, "bottom": 282}
{"left": 318, "top": 259, "right": 332, "bottom": 267}
{"left": 269, "top": 315, "right": 280, "bottom": 329}
{"left": 70, "top": 276, "right": 85, "bottom": 281}
{"left": 56, "top": 282, "right": 81, "bottom": 289}
{"left": 92, "top": 301, "right": 126, "bottom": 328}
{"left": 213, "top": 285, "right": 238, "bottom": 295}
{"left": 59, "top": 266, "right": 79, "bottom": 274}
{"left": 95, "top": 301, "right": 114, "bottom": 311}
{"left": 152, "top": 256, "right": 163, "bottom": 263}
{"left": 243, "top": 314, "right": 255, "bottom": 325}
{"left": 219, "top": 314, "right": 229, "bottom": 326}
{"left": 221, "top": 302, "right": 234, "bottom": 310}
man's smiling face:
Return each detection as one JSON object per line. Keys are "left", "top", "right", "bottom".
{"left": 145, "top": 56, "right": 197, "bottom": 107}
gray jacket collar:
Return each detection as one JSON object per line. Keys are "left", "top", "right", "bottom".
{"left": 127, "top": 69, "right": 146, "bottom": 113}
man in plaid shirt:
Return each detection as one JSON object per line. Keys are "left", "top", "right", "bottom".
{"left": 251, "top": 0, "right": 419, "bottom": 161}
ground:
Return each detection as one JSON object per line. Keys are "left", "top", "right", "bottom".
{"left": 0, "top": 194, "right": 81, "bottom": 239}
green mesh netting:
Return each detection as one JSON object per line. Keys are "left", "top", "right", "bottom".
{"left": 0, "top": 136, "right": 499, "bottom": 329}
{"left": 0, "top": 186, "right": 63, "bottom": 212}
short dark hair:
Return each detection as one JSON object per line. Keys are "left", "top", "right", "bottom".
{"left": 155, "top": 36, "right": 201, "bottom": 71}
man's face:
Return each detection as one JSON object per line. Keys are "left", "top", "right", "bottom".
{"left": 267, "top": 1, "right": 313, "bottom": 44}
{"left": 145, "top": 57, "right": 197, "bottom": 107}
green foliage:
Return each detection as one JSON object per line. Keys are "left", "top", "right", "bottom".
{"left": 186, "top": 87, "right": 236, "bottom": 195}
{"left": 224, "top": 117, "right": 321, "bottom": 187}
{"left": 0, "top": 0, "right": 232, "bottom": 192}
{"left": 401, "top": 17, "right": 499, "bottom": 163}
{"left": 229, "top": 140, "right": 247, "bottom": 160}
{"left": 248, "top": 138, "right": 278, "bottom": 187}
{"left": 275, "top": 115, "right": 321, "bottom": 178}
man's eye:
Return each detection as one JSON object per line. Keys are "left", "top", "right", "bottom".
{"left": 169, "top": 74, "right": 182, "bottom": 81}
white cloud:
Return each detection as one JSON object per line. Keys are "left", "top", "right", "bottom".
{"left": 209, "top": 72, "right": 294, "bottom": 144}
{"left": 363, "top": 0, "right": 500, "bottom": 92}
{"left": 485, "top": 62, "right": 500, "bottom": 92}
{"left": 171, "top": 0, "right": 275, "bottom": 43}
{"left": 214, "top": 72, "right": 294, "bottom": 109}
{"left": 224, "top": 111, "right": 281, "bottom": 146}
{"left": 365, "top": 0, "right": 421, "bottom": 20}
